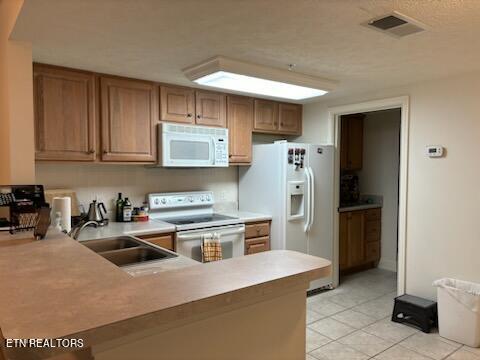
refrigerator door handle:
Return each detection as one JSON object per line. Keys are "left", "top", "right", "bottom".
{"left": 308, "top": 166, "right": 315, "bottom": 232}
{"left": 304, "top": 167, "right": 311, "bottom": 233}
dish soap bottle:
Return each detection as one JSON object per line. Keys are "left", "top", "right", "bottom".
{"left": 115, "top": 193, "right": 123, "bottom": 222}
{"left": 122, "top": 197, "right": 132, "bottom": 222}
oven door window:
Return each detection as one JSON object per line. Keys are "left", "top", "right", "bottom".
{"left": 190, "top": 241, "right": 233, "bottom": 262}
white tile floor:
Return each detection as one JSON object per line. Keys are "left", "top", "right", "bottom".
{"left": 306, "top": 268, "right": 478, "bottom": 360}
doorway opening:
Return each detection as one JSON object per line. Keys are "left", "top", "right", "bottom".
{"left": 328, "top": 96, "right": 410, "bottom": 296}
{"left": 338, "top": 108, "right": 401, "bottom": 294}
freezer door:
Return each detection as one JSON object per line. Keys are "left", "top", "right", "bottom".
{"left": 307, "top": 145, "right": 334, "bottom": 288}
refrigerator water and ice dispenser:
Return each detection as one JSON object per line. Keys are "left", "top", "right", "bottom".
{"left": 287, "top": 181, "right": 305, "bottom": 220}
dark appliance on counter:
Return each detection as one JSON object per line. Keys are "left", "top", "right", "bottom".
{"left": 340, "top": 174, "right": 360, "bottom": 206}
{"left": 0, "top": 185, "right": 49, "bottom": 234}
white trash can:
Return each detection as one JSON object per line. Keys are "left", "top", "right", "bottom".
{"left": 433, "top": 278, "right": 480, "bottom": 347}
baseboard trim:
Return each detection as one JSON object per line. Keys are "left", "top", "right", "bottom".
{"left": 378, "top": 258, "right": 397, "bottom": 272}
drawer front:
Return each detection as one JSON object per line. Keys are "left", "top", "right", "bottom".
{"left": 137, "top": 234, "right": 174, "bottom": 251}
{"left": 245, "top": 222, "right": 270, "bottom": 239}
{"left": 365, "top": 221, "right": 381, "bottom": 242}
{"left": 246, "top": 236, "right": 270, "bottom": 255}
{"left": 366, "top": 242, "right": 380, "bottom": 262}
{"left": 365, "top": 208, "right": 381, "bottom": 221}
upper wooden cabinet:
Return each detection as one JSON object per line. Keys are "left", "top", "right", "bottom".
{"left": 33, "top": 65, "right": 96, "bottom": 161}
{"left": 227, "top": 96, "right": 253, "bottom": 164}
{"left": 253, "top": 100, "right": 302, "bottom": 135}
{"left": 100, "top": 77, "right": 157, "bottom": 162}
{"left": 254, "top": 99, "right": 278, "bottom": 132}
{"left": 278, "top": 103, "right": 302, "bottom": 134}
{"left": 160, "top": 85, "right": 195, "bottom": 124}
{"left": 195, "top": 90, "right": 226, "bottom": 127}
{"left": 340, "top": 114, "right": 364, "bottom": 171}
{"left": 160, "top": 86, "right": 226, "bottom": 127}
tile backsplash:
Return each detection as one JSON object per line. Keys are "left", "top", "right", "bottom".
{"left": 36, "top": 164, "right": 239, "bottom": 215}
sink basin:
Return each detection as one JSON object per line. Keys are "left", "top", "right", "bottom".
{"left": 100, "top": 246, "right": 177, "bottom": 267}
{"left": 82, "top": 236, "right": 140, "bottom": 253}
{"left": 81, "top": 236, "right": 177, "bottom": 267}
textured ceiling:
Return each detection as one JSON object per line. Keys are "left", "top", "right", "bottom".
{"left": 11, "top": 0, "right": 480, "bottom": 102}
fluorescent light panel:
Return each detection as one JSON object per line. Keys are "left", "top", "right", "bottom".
{"left": 183, "top": 56, "right": 336, "bottom": 100}
{"left": 194, "top": 71, "right": 326, "bottom": 100}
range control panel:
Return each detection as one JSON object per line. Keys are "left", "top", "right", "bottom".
{"left": 149, "top": 191, "right": 214, "bottom": 210}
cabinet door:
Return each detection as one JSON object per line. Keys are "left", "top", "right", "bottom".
{"left": 278, "top": 103, "right": 302, "bottom": 135}
{"left": 227, "top": 96, "right": 253, "bottom": 164}
{"left": 340, "top": 119, "right": 349, "bottom": 170}
{"left": 253, "top": 99, "right": 278, "bottom": 132}
{"left": 195, "top": 90, "right": 226, "bottom": 127}
{"left": 100, "top": 77, "right": 157, "bottom": 162}
{"left": 34, "top": 65, "right": 96, "bottom": 161}
{"left": 347, "top": 211, "right": 365, "bottom": 267}
{"left": 160, "top": 85, "right": 195, "bottom": 124}
{"left": 347, "top": 116, "right": 363, "bottom": 170}
{"left": 339, "top": 212, "right": 349, "bottom": 270}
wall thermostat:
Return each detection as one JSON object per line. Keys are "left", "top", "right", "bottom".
{"left": 426, "top": 145, "right": 444, "bottom": 158}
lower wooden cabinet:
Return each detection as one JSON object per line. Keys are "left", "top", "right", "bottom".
{"left": 245, "top": 221, "right": 271, "bottom": 255}
{"left": 339, "top": 208, "right": 381, "bottom": 273}
{"left": 137, "top": 233, "right": 174, "bottom": 251}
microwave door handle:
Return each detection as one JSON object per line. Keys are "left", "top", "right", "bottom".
{"left": 211, "top": 138, "right": 216, "bottom": 165}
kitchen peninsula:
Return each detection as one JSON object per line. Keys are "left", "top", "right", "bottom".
{"left": 0, "top": 232, "right": 331, "bottom": 360}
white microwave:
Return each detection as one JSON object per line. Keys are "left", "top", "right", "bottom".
{"left": 158, "top": 123, "right": 229, "bottom": 167}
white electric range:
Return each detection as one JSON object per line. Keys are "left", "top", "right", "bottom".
{"left": 148, "top": 191, "right": 245, "bottom": 262}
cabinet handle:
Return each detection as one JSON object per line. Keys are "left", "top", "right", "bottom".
{"left": 187, "top": 113, "right": 192, "bottom": 118}
{"left": 103, "top": 150, "right": 108, "bottom": 154}
{"left": 196, "top": 114, "right": 201, "bottom": 119}
{"left": 88, "top": 149, "right": 95, "bottom": 154}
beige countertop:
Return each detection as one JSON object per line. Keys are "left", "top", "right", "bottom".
{"left": 338, "top": 203, "right": 382, "bottom": 212}
{"left": 223, "top": 210, "right": 272, "bottom": 223}
{"left": 76, "top": 211, "right": 271, "bottom": 241}
{"left": 76, "top": 219, "right": 176, "bottom": 241}
{"left": 0, "top": 232, "right": 330, "bottom": 359}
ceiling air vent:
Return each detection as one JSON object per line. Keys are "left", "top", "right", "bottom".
{"left": 364, "top": 12, "right": 426, "bottom": 38}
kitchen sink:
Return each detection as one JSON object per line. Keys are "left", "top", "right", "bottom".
{"left": 82, "top": 236, "right": 140, "bottom": 253}
{"left": 81, "top": 236, "right": 177, "bottom": 267}
{"left": 100, "top": 247, "right": 176, "bottom": 267}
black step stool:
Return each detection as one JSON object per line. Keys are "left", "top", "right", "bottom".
{"left": 392, "top": 294, "right": 438, "bottom": 333}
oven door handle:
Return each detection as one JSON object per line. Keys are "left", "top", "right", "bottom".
{"left": 177, "top": 227, "right": 245, "bottom": 241}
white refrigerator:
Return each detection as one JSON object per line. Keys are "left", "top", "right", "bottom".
{"left": 239, "top": 141, "right": 334, "bottom": 291}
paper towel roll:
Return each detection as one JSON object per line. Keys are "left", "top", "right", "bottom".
{"left": 52, "top": 197, "right": 71, "bottom": 232}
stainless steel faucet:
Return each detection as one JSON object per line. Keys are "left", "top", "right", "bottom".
{"left": 67, "top": 220, "right": 98, "bottom": 240}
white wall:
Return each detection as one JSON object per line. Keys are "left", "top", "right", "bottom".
{"left": 302, "top": 71, "right": 480, "bottom": 300}
{"left": 36, "top": 164, "right": 239, "bottom": 215}
{"left": 357, "top": 109, "right": 401, "bottom": 272}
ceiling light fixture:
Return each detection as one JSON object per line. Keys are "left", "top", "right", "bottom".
{"left": 183, "top": 56, "right": 336, "bottom": 100}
